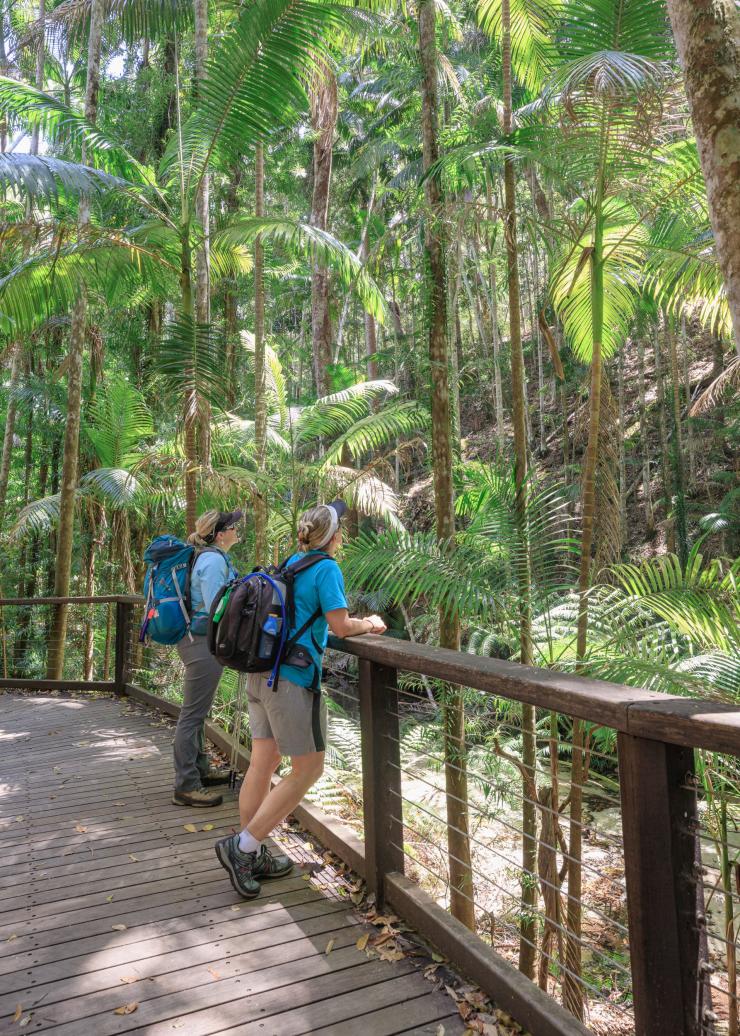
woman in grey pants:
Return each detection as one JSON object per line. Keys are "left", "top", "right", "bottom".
{"left": 172, "top": 509, "right": 240, "bottom": 807}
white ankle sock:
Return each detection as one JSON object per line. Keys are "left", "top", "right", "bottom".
{"left": 238, "top": 828, "right": 261, "bottom": 855}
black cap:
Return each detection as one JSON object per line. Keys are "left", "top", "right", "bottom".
{"left": 327, "top": 499, "right": 348, "bottom": 521}
{"left": 214, "top": 509, "right": 243, "bottom": 534}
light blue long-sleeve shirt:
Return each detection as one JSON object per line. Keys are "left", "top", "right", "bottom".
{"left": 190, "top": 549, "right": 238, "bottom": 634}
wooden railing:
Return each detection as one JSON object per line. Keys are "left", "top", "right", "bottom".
{"left": 1, "top": 594, "right": 738, "bottom": 1036}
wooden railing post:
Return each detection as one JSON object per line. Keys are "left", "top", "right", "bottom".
{"left": 114, "top": 600, "right": 134, "bottom": 696}
{"left": 359, "top": 658, "right": 404, "bottom": 906}
{"left": 618, "top": 732, "right": 702, "bottom": 1036}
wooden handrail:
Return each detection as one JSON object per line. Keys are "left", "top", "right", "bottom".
{"left": 329, "top": 634, "right": 740, "bottom": 756}
{"left": 0, "top": 594, "right": 143, "bottom": 606}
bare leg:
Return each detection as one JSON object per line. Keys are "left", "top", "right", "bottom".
{"left": 247, "top": 752, "right": 324, "bottom": 842}
{"left": 239, "top": 738, "right": 281, "bottom": 829}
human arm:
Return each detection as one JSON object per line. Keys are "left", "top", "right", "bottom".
{"left": 316, "top": 560, "right": 387, "bottom": 637}
{"left": 197, "top": 553, "right": 230, "bottom": 613}
{"left": 326, "top": 610, "right": 387, "bottom": 638}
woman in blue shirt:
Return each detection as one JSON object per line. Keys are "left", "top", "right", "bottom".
{"left": 172, "top": 509, "right": 240, "bottom": 808}
{"left": 215, "top": 500, "right": 387, "bottom": 898}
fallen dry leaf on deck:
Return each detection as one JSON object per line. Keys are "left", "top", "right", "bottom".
{"left": 6, "top": 934, "right": 17, "bottom": 942}
{"left": 15, "top": 816, "right": 23, "bottom": 822}
{"left": 350, "top": 892, "right": 363, "bottom": 905}
{"left": 119, "top": 976, "right": 138, "bottom": 984}
{"left": 112, "top": 802, "right": 126, "bottom": 807}
{"left": 18, "top": 1014, "right": 32, "bottom": 1028}
{"left": 106, "top": 896, "right": 114, "bottom": 903}
{"left": 128, "top": 854, "right": 138, "bottom": 863}
{"left": 111, "top": 924, "right": 127, "bottom": 932}
{"left": 301, "top": 874, "right": 311, "bottom": 881}
{"left": 371, "top": 914, "right": 399, "bottom": 927}
{"left": 207, "top": 968, "right": 220, "bottom": 980}
{"left": 435, "top": 1027, "right": 445, "bottom": 1036}
{"left": 355, "top": 933, "right": 370, "bottom": 951}
{"left": 113, "top": 1002, "right": 138, "bottom": 1016}
{"left": 201, "top": 824, "right": 214, "bottom": 832}
{"left": 183, "top": 824, "right": 197, "bottom": 833}
{"left": 13, "top": 1004, "right": 22, "bottom": 1022}
{"left": 377, "top": 946, "right": 405, "bottom": 962}
{"left": 325, "top": 938, "right": 335, "bottom": 955}
{"left": 74, "top": 824, "right": 88, "bottom": 834}
{"left": 230, "top": 905, "right": 241, "bottom": 912}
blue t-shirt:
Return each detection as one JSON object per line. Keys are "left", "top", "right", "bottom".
{"left": 280, "top": 551, "right": 348, "bottom": 689}
{"left": 190, "top": 549, "right": 238, "bottom": 635}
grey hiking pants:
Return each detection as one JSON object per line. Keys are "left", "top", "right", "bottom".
{"left": 173, "top": 635, "right": 224, "bottom": 792}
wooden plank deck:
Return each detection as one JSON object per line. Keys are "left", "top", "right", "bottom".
{"left": 0, "top": 693, "right": 464, "bottom": 1036}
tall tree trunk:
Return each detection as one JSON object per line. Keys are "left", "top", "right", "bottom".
{"left": 253, "top": 143, "right": 268, "bottom": 560}
{"left": 653, "top": 323, "right": 673, "bottom": 548}
{"left": 501, "top": 0, "right": 537, "bottom": 977}
{"left": 0, "top": 344, "right": 22, "bottom": 526}
{"left": 194, "top": 0, "right": 211, "bottom": 468}
{"left": 665, "top": 0, "right": 740, "bottom": 348}
{"left": 309, "top": 70, "right": 337, "bottom": 396}
{"left": 486, "top": 182, "right": 505, "bottom": 449}
{"left": 418, "top": 0, "right": 475, "bottom": 932}
{"left": 618, "top": 349, "right": 627, "bottom": 549}
{"left": 681, "top": 315, "right": 696, "bottom": 483}
{"left": 31, "top": 0, "right": 46, "bottom": 156}
{"left": 666, "top": 317, "right": 688, "bottom": 566}
{"left": 636, "top": 335, "right": 655, "bottom": 532}
{"left": 566, "top": 200, "right": 606, "bottom": 1022}
{"left": 223, "top": 162, "right": 242, "bottom": 409}
{"left": 47, "top": 0, "right": 104, "bottom": 680}
{"left": 181, "top": 239, "right": 198, "bottom": 535}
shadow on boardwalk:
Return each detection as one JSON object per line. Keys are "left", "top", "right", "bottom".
{"left": 0, "top": 692, "right": 463, "bottom": 1035}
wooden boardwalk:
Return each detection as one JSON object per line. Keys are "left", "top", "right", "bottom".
{"left": 0, "top": 693, "right": 464, "bottom": 1036}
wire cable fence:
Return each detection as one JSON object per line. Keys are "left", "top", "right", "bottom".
{"left": 1, "top": 597, "right": 737, "bottom": 1036}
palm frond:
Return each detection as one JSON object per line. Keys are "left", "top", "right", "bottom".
{"left": 0, "top": 77, "right": 152, "bottom": 183}
{"left": 84, "top": 376, "right": 154, "bottom": 468}
{"left": 168, "top": 0, "right": 351, "bottom": 195}
{"left": 477, "top": 0, "right": 561, "bottom": 93}
{"left": 320, "top": 401, "right": 429, "bottom": 466}
{"left": 0, "top": 153, "right": 128, "bottom": 205}
{"left": 158, "top": 315, "right": 232, "bottom": 413}
{"left": 46, "top": 0, "right": 193, "bottom": 43}
{"left": 214, "top": 218, "right": 389, "bottom": 324}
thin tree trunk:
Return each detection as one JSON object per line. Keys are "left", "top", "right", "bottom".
{"left": 194, "top": 0, "right": 211, "bottom": 467}
{"left": 681, "top": 315, "right": 696, "bottom": 483}
{"left": 47, "top": 0, "right": 104, "bottom": 680}
{"left": 666, "top": 316, "right": 688, "bottom": 566}
{"left": 31, "top": 0, "right": 46, "bottom": 155}
{"left": 418, "top": 0, "right": 475, "bottom": 932}
{"left": 567, "top": 198, "right": 606, "bottom": 1022}
{"left": 0, "top": 344, "right": 22, "bottom": 526}
{"left": 253, "top": 143, "right": 268, "bottom": 560}
{"left": 532, "top": 241, "right": 546, "bottom": 454}
{"left": 618, "top": 349, "right": 627, "bottom": 550}
{"left": 653, "top": 323, "right": 673, "bottom": 548}
{"left": 309, "top": 70, "right": 337, "bottom": 395}
{"left": 181, "top": 239, "right": 198, "bottom": 535}
{"left": 665, "top": 0, "right": 740, "bottom": 349}
{"left": 486, "top": 186, "right": 505, "bottom": 449}
{"left": 636, "top": 335, "right": 655, "bottom": 533}
{"left": 223, "top": 162, "right": 242, "bottom": 409}
{"left": 501, "top": 0, "right": 537, "bottom": 977}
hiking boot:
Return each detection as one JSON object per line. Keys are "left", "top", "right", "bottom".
{"left": 252, "top": 844, "right": 294, "bottom": 880}
{"left": 214, "top": 833, "right": 261, "bottom": 899}
{"left": 200, "top": 768, "right": 231, "bottom": 787}
{"left": 172, "top": 787, "right": 223, "bottom": 807}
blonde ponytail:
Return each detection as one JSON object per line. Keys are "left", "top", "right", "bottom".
{"left": 187, "top": 509, "right": 221, "bottom": 547}
{"left": 296, "top": 505, "right": 335, "bottom": 552}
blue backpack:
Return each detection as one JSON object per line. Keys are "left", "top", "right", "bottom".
{"left": 139, "top": 536, "right": 221, "bottom": 645}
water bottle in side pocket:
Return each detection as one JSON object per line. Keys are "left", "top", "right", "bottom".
{"left": 258, "top": 614, "right": 282, "bottom": 660}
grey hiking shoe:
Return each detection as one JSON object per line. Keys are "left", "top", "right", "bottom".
{"left": 172, "top": 787, "right": 223, "bottom": 807}
{"left": 214, "top": 833, "right": 261, "bottom": 899}
{"left": 252, "top": 844, "right": 294, "bottom": 880}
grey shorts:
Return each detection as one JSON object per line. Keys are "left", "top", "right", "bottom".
{"left": 246, "top": 672, "right": 327, "bottom": 757}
